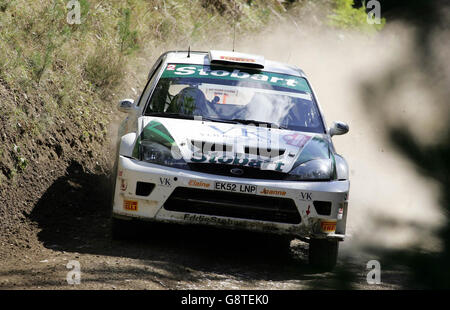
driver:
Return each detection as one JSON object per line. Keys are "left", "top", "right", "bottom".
{"left": 169, "top": 87, "right": 216, "bottom": 116}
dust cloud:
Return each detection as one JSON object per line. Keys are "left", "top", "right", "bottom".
{"left": 232, "top": 22, "right": 447, "bottom": 253}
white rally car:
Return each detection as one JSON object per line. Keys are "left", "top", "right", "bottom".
{"left": 112, "top": 50, "right": 350, "bottom": 270}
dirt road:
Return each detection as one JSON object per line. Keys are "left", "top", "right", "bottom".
{"left": 0, "top": 183, "right": 410, "bottom": 290}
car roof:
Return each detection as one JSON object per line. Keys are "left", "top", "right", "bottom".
{"left": 162, "top": 50, "right": 307, "bottom": 78}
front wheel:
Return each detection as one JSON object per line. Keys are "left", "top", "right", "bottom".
{"left": 111, "top": 217, "right": 137, "bottom": 240}
{"left": 308, "top": 238, "right": 339, "bottom": 271}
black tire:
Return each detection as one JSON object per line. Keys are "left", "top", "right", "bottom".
{"left": 253, "top": 235, "right": 292, "bottom": 258}
{"left": 109, "top": 150, "right": 119, "bottom": 211}
{"left": 111, "top": 217, "right": 138, "bottom": 240}
{"left": 271, "top": 236, "right": 292, "bottom": 256}
{"left": 308, "top": 238, "right": 339, "bottom": 271}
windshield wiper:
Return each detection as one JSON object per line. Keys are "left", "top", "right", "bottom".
{"left": 202, "top": 117, "right": 239, "bottom": 124}
{"left": 145, "top": 112, "right": 238, "bottom": 124}
{"left": 145, "top": 112, "right": 194, "bottom": 119}
{"left": 145, "top": 113, "right": 286, "bottom": 128}
{"left": 231, "top": 119, "right": 288, "bottom": 129}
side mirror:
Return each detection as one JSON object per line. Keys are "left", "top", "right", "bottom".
{"left": 118, "top": 99, "right": 135, "bottom": 113}
{"left": 329, "top": 121, "right": 349, "bottom": 137}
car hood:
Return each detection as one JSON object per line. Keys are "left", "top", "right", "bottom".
{"left": 134, "top": 116, "right": 332, "bottom": 173}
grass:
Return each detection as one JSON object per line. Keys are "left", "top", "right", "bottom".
{"left": 0, "top": 0, "right": 288, "bottom": 181}
{"left": 118, "top": 8, "right": 139, "bottom": 54}
{"left": 84, "top": 43, "right": 123, "bottom": 90}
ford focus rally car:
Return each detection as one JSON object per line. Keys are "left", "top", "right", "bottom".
{"left": 111, "top": 50, "right": 350, "bottom": 270}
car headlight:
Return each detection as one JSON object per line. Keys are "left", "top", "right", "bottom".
{"left": 139, "top": 140, "right": 189, "bottom": 169}
{"left": 285, "top": 159, "right": 333, "bottom": 181}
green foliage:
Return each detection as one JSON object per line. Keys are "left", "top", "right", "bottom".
{"left": 118, "top": 8, "right": 139, "bottom": 54}
{"left": 79, "top": 0, "right": 90, "bottom": 21}
{"left": 328, "top": 0, "right": 385, "bottom": 33}
{"left": 80, "top": 131, "right": 91, "bottom": 142}
{"left": 7, "top": 168, "right": 16, "bottom": 180}
{"left": 16, "top": 156, "right": 27, "bottom": 172}
{"left": 29, "top": 46, "right": 53, "bottom": 82}
{"left": 0, "top": 0, "right": 9, "bottom": 12}
{"left": 84, "top": 45, "right": 123, "bottom": 90}
{"left": 12, "top": 145, "right": 27, "bottom": 173}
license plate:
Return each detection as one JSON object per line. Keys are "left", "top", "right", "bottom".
{"left": 214, "top": 181, "right": 257, "bottom": 194}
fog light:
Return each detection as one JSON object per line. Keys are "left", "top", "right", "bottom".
{"left": 338, "top": 207, "right": 344, "bottom": 220}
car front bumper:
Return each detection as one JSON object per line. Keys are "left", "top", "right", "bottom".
{"left": 112, "top": 156, "right": 350, "bottom": 240}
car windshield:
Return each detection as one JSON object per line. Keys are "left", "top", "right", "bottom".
{"left": 144, "top": 63, "right": 325, "bottom": 133}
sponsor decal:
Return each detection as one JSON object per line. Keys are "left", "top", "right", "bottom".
{"left": 219, "top": 55, "right": 256, "bottom": 63}
{"left": 161, "top": 64, "right": 312, "bottom": 93}
{"left": 205, "top": 125, "right": 277, "bottom": 154}
{"left": 207, "top": 88, "right": 237, "bottom": 105}
{"left": 159, "top": 177, "right": 172, "bottom": 187}
{"left": 259, "top": 188, "right": 286, "bottom": 196}
{"left": 283, "top": 133, "right": 311, "bottom": 148}
{"left": 320, "top": 221, "right": 337, "bottom": 233}
{"left": 208, "top": 124, "right": 273, "bottom": 142}
{"left": 124, "top": 200, "right": 138, "bottom": 211}
{"left": 306, "top": 205, "right": 311, "bottom": 216}
{"left": 166, "top": 64, "right": 176, "bottom": 70}
{"left": 188, "top": 179, "right": 211, "bottom": 188}
{"left": 184, "top": 214, "right": 240, "bottom": 226}
{"left": 299, "top": 192, "right": 312, "bottom": 201}
{"left": 190, "top": 154, "right": 286, "bottom": 171}
{"left": 275, "top": 162, "right": 285, "bottom": 171}
{"left": 214, "top": 181, "right": 257, "bottom": 194}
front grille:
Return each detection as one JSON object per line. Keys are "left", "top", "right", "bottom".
{"left": 188, "top": 163, "right": 287, "bottom": 180}
{"left": 164, "top": 187, "right": 301, "bottom": 224}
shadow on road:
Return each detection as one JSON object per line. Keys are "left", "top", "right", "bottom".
{"left": 28, "top": 160, "right": 341, "bottom": 288}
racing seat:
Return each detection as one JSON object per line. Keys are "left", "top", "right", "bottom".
{"left": 169, "top": 87, "right": 213, "bottom": 116}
